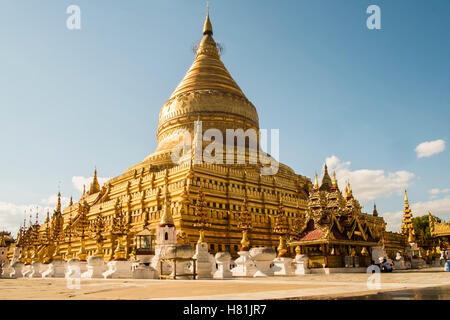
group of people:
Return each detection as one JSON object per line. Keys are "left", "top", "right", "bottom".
{"left": 442, "top": 251, "right": 450, "bottom": 271}
{"left": 368, "top": 257, "right": 393, "bottom": 273}
{"left": 368, "top": 249, "right": 450, "bottom": 273}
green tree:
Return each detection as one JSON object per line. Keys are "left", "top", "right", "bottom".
{"left": 413, "top": 215, "right": 441, "bottom": 240}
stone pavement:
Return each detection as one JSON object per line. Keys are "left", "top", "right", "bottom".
{"left": 0, "top": 268, "right": 448, "bottom": 300}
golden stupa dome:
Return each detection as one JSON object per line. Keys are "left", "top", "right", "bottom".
{"left": 154, "top": 13, "right": 259, "bottom": 154}
{"left": 125, "top": 13, "right": 260, "bottom": 172}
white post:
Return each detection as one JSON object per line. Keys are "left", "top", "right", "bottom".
{"left": 272, "top": 256, "right": 294, "bottom": 276}
{"left": 102, "top": 260, "right": 132, "bottom": 279}
{"left": 10, "top": 261, "right": 24, "bottom": 279}
{"left": 293, "top": 254, "right": 310, "bottom": 275}
{"left": 214, "top": 252, "right": 232, "bottom": 279}
{"left": 232, "top": 250, "right": 257, "bottom": 277}
{"left": 193, "top": 243, "right": 212, "bottom": 279}
{"left": 29, "top": 261, "right": 42, "bottom": 278}
{"left": 250, "top": 248, "right": 276, "bottom": 277}
{"left": 82, "top": 256, "right": 105, "bottom": 279}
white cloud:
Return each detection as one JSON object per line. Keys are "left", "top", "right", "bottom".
{"left": 428, "top": 188, "right": 450, "bottom": 199}
{"left": 0, "top": 202, "right": 54, "bottom": 236}
{"left": 382, "top": 210, "right": 404, "bottom": 232}
{"left": 415, "top": 139, "right": 445, "bottom": 158}
{"left": 382, "top": 195, "right": 450, "bottom": 232}
{"left": 429, "top": 188, "right": 441, "bottom": 195}
{"left": 72, "top": 176, "right": 111, "bottom": 193}
{"left": 411, "top": 196, "right": 450, "bottom": 220}
{"left": 325, "top": 155, "right": 414, "bottom": 203}
{"left": 0, "top": 175, "right": 111, "bottom": 236}
{"left": 41, "top": 194, "right": 70, "bottom": 207}
{"left": 428, "top": 188, "right": 450, "bottom": 195}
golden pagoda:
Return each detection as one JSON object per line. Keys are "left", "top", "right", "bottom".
{"left": 13, "top": 12, "right": 309, "bottom": 261}
{"left": 401, "top": 189, "right": 416, "bottom": 243}
{"left": 11, "top": 11, "right": 386, "bottom": 267}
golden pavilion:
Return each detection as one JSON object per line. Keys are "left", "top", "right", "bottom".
{"left": 289, "top": 167, "right": 386, "bottom": 268}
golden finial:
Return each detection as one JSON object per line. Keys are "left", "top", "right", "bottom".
{"left": 203, "top": 1, "right": 213, "bottom": 35}
{"left": 404, "top": 189, "right": 409, "bottom": 206}
{"left": 373, "top": 203, "right": 378, "bottom": 217}
{"left": 408, "top": 228, "right": 415, "bottom": 243}
{"left": 56, "top": 191, "right": 61, "bottom": 212}
{"left": 90, "top": 167, "right": 101, "bottom": 194}
{"left": 240, "top": 229, "right": 250, "bottom": 250}
{"left": 69, "top": 196, "right": 73, "bottom": 207}
{"left": 314, "top": 173, "right": 319, "bottom": 190}
{"left": 82, "top": 184, "right": 86, "bottom": 196}
{"left": 345, "top": 181, "right": 352, "bottom": 198}
{"left": 198, "top": 229, "right": 206, "bottom": 244}
{"left": 332, "top": 171, "right": 337, "bottom": 188}
{"left": 361, "top": 247, "right": 369, "bottom": 256}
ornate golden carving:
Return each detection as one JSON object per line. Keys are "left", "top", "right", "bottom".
{"left": 193, "top": 189, "right": 211, "bottom": 244}
{"left": 429, "top": 211, "right": 450, "bottom": 238}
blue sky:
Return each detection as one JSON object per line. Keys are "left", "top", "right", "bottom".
{"left": 0, "top": 0, "right": 449, "bottom": 233}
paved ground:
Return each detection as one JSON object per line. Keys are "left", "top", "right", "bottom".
{"left": 339, "top": 285, "right": 450, "bottom": 300}
{"left": 0, "top": 268, "right": 448, "bottom": 300}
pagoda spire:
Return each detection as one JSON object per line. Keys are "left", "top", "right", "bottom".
{"left": 159, "top": 197, "right": 174, "bottom": 227}
{"left": 332, "top": 171, "right": 337, "bottom": 189}
{"left": 203, "top": 1, "right": 213, "bottom": 35}
{"left": 168, "top": 7, "right": 244, "bottom": 100}
{"left": 237, "top": 192, "right": 252, "bottom": 251}
{"left": 345, "top": 181, "right": 353, "bottom": 199}
{"left": 56, "top": 192, "right": 61, "bottom": 213}
{"left": 89, "top": 168, "right": 101, "bottom": 194}
{"left": 319, "top": 164, "right": 333, "bottom": 192}
{"left": 373, "top": 203, "right": 379, "bottom": 217}
{"left": 273, "top": 198, "right": 289, "bottom": 258}
{"left": 314, "top": 173, "right": 319, "bottom": 190}
{"left": 193, "top": 188, "right": 210, "bottom": 244}
{"left": 401, "top": 189, "right": 415, "bottom": 242}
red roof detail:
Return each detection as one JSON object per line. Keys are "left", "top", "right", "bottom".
{"left": 298, "top": 228, "right": 324, "bottom": 241}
